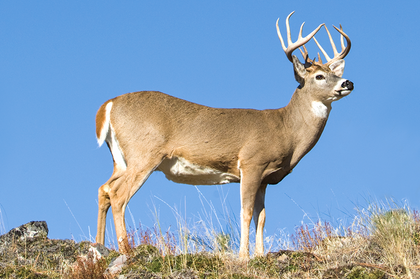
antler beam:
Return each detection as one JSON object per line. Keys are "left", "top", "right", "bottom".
{"left": 276, "top": 11, "right": 324, "bottom": 62}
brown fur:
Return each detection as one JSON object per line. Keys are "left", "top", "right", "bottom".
{"left": 95, "top": 100, "right": 112, "bottom": 140}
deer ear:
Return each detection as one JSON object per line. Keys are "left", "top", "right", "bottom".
{"left": 292, "top": 55, "right": 307, "bottom": 84}
{"left": 329, "top": 59, "right": 345, "bottom": 77}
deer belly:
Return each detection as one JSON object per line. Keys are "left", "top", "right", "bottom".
{"left": 157, "top": 157, "right": 240, "bottom": 185}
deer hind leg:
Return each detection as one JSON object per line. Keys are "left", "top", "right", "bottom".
{"left": 96, "top": 167, "right": 127, "bottom": 245}
{"left": 253, "top": 184, "right": 267, "bottom": 256}
{"left": 109, "top": 159, "right": 163, "bottom": 254}
{"left": 96, "top": 182, "right": 112, "bottom": 245}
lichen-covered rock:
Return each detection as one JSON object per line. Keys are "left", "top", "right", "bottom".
{"left": 0, "top": 221, "right": 48, "bottom": 245}
{"left": 90, "top": 242, "right": 110, "bottom": 258}
{"left": 0, "top": 221, "right": 112, "bottom": 278}
{"left": 106, "top": 254, "right": 128, "bottom": 275}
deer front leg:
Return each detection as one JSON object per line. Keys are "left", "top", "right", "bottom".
{"left": 238, "top": 168, "right": 263, "bottom": 259}
{"left": 253, "top": 184, "right": 267, "bottom": 256}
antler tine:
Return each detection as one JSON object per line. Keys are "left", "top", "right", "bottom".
{"left": 324, "top": 25, "right": 339, "bottom": 57}
{"left": 313, "top": 36, "right": 331, "bottom": 61}
{"left": 312, "top": 24, "right": 351, "bottom": 65}
{"left": 339, "top": 24, "right": 345, "bottom": 51}
{"left": 286, "top": 11, "right": 294, "bottom": 46}
{"left": 276, "top": 11, "right": 296, "bottom": 52}
{"left": 276, "top": 11, "right": 324, "bottom": 62}
{"left": 299, "top": 45, "right": 319, "bottom": 64}
{"left": 327, "top": 25, "right": 351, "bottom": 64}
{"left": 317, "top": 52, "right": 323, "bottom": 64}
{"left": 276, "top": 18, "right": 287, "bottom": 52}
{"left": 298, "top": 45, "right": 307, "bottom": 60}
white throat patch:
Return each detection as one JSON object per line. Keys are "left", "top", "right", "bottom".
{"left": 311, "top": 101, "right": 328, "bottom": 118}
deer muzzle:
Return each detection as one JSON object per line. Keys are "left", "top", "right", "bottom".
{"left": 342, "top": 80, "right": 354, "bottom": 91}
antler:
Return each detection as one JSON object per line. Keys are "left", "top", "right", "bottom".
{"left": 276, "top": 11, "right": 324, "bottom": 62}
{"left": 313, "top": 24, "right": 351, "bottom": 66}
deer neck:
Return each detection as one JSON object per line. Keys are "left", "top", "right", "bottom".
{"left": 288, "top": 87, "right": 331, "bottom": 124}
{"left": 281, "top": 87, "right": 332, "bottom": 166}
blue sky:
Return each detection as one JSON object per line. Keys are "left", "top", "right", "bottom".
{"left": 1, "top": 1, "right": 420, "bottom": 248}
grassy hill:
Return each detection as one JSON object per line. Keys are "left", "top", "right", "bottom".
{"left": 1, "top": 201, "right": 420, "bottom": 278}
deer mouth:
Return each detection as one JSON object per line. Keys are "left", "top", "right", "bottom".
{"left": 335, "top": 89, "right": 352, "bottom": 96}
{"left": 336, "top": 80, "right": 354, "bottom": 96}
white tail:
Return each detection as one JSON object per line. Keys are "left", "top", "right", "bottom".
{"left": 95, "top": 12, "right": 353, "bottom": 258}
{"left": 96, "top": 102, "right": 111, "bottom": 147}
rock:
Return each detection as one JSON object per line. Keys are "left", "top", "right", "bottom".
{"left": 277, "top": 253, "right": 289, "bottom": 262}
{"left": 106, "top": 254, "right": 128, "bottom": 275}
{"left": 89, "top": 242, "right": 111, "bottom": 260}
{"left": 0, "top": 221, "right": 96, "bottom": 277}
{"left": 91, "top": 242, "right": 110, "bottom": 257}
{"left": 0, "top": 221, "right": 48, "bottom": 245}
{"left": 71, "top": 242, "right": 112, "bottom": 270}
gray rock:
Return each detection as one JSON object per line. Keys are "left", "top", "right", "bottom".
{"left": 0, "top": 221, "right": 48, "bottom": 244}
{"left": 106, "top": 254, "right": 128, "bottom": 275}
{"left": 90, "top": 242, "right": 110, "bottom": 258}
{"left": 0, "top": 221, "right": 93, "bottom": 276}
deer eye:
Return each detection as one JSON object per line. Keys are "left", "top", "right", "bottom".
{"left": 315, "top": 75, "right": 325, "bottom": 80}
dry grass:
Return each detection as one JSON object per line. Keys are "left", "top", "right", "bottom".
{"left": 113, "top": 200, "right": 412, "bottom": 278}
{"left": 3, "top": 199, "right": 420, "bottom": 278}
{"left": 127, "top": 222, "right": 177, "bottom": 256}
{"left": 358, "top": 202, "right": 420, "bottom": 278}
{"left": 276, "top": 200, "right": 420, "bottom": 279}
{"left": 60, "top": 199, "right": 420, "bottom": 278}
{"left": 63, "top": 251, "right": 110, "bottom": 279}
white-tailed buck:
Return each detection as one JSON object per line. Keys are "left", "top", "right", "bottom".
{"left": 95, "top": 12, "right": 353, "bottom": 258}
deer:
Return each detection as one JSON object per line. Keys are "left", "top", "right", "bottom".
{"left": 94, "top": 11, "right": 353, "bottom": 259}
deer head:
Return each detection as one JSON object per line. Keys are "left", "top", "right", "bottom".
{"left": 276, "top": 12, "right": 353, "bottom": 105}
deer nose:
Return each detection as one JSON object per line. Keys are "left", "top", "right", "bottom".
{"left": 342, "top": 80, "right": 354, "bottom": 91}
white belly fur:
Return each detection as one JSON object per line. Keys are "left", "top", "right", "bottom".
{"left": 157, "top": 156, "right": 240, "bottom": 185}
